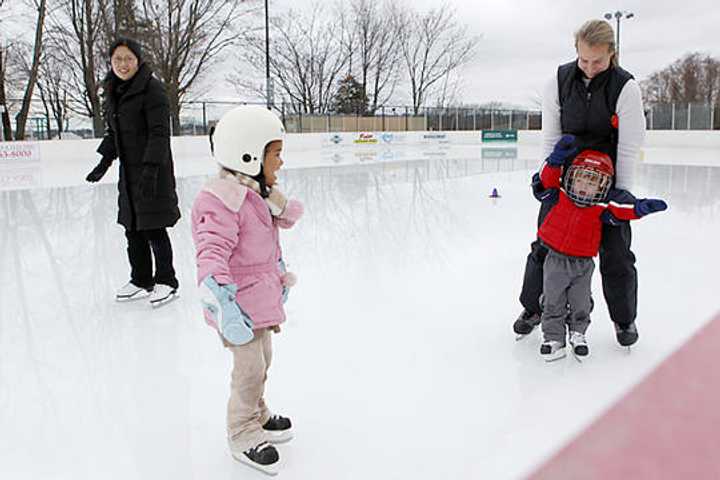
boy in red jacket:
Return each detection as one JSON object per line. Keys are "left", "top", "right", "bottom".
{"left": 535, "top": 136, "right": 667, "bottom": 361}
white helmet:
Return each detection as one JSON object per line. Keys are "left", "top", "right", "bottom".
{"left": 212, "top": 105, "right": 285, "bottom": 176}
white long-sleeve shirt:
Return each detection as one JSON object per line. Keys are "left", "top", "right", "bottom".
{"left": 541, "top": 74, "right": 646, "bottom": 190}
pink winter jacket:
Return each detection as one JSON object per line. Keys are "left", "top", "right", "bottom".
{"left": 191, "top": 177, "right": 303, "bottom": 330}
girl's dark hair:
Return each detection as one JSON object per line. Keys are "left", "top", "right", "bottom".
{"left": 109, "top": 37, "right": 143, "bottom": 64}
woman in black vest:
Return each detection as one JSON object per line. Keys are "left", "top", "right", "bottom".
{"left": 514, "top": 20, "right": 647, "bottom": 346}
{"left": 86, "top": 38, "right": 181, "bottom": 307}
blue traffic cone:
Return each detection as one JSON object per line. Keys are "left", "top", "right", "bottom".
{"left": 489, "top": 187, "right": 501, "bottom": 198}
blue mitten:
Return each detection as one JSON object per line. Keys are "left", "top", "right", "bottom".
{"left": 546, "top": 134, "right": 577, "bottom": 167}
{"left": 279, "top": 259, "right": 289, "bottom": 304}
{"left": 200, "top": 276, "right": 254, "bottom": 345}
{"left": 634, "top": 198, "right": 668, "bottom": 217}
{"left": 531, "top": 172, "right": 559, "bottom": 203}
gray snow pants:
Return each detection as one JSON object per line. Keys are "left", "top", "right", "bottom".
{"left": 540, "top": 248, "right": 594, "bottom": 343}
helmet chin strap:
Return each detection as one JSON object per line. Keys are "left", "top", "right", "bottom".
{"left": 252, "top": 167, "right": 269, "bottom": 198}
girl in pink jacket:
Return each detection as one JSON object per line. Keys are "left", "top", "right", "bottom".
{"left": 190, "top": 106, "right": 303, "bottom": 476}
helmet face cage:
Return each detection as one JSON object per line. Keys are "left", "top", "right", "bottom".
{"left": 563, "top": 165, "right": 612, "bottom": 207}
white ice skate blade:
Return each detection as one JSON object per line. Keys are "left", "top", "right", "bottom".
{"left": 116, "top": 290, "right": 151, "bottom": 302}
{"left": 150, "top": 291, "right": 179, "bottom": 308}
{"left": 265, "top": 428, "right": 294, "bottom": 444}
{"left": 572, "top": 352, "right": 589, "bottom": 363}
{"left": 542, "top": 350, "right": 567, "bottom": 362}
{"left": 233, "top": 453, "right": 279, "bottom": 476}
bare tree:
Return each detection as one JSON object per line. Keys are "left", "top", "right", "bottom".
{"left": 14, "top": 0, "right": 48, "bottom": 140}
{"left": 393, "top": 3, "right": 478, "bottom": 114}
{"left": 337, "top": 0, "right": 401, "bottom": 113}
{"left": 0, "top": 40, "right": 13, "bottom": 140}
{"left": 137, "top": 0, "right": 252, "bottom": 135}
{"left": 641, "top": 52, "right": 720, "bottom": 105}
{"left": 36, "top": 49, "right": 70, "bottom": 138}
{"left": 231, "top": 4, "right": 350, "bottom": 114}
{"left": 48, "top": 0, "right": 108, "bottom": 138}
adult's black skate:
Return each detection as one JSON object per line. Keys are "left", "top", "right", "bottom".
{"left": 615, "top": 322, "right": 638, "bottom": 348}
{"left": 514, "top": 309, "right": 540, "bottom": 340}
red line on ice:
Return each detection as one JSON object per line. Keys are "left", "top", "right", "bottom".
{"left": 528, "top": 312, "right": 720, "bottom": 479}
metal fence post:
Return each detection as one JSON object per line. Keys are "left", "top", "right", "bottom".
{"left": 490, "top": 110, "right": 495, "bottom": 130}
{"left": 202, "top": 102, "right": 207, "bottom": 134}
{"left": 687, "top": 103, "right": 691, "bottom": 130}
{"left": 455, "top": 107, "right": 459, "bottom": 131}
{"left": 671, "top": 103, "right": 675, "bottom": 130}
{"left": 711, "top": 104, "right": 715, "bottom": 130}
{"left": 473, "top": 108, "right": 477, "bottom": 131}
{"left": 649, "top": 105, "right": 654, "bottom": 130}
{"left": 439, "top": 109, "right": 443, "bottom": 131}
{"left": 509, "top": 110, "right": 513, "bottom": 130}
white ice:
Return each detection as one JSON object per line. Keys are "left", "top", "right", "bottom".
{"left": 0, "top": 141, "right": 718, "bottom": 479}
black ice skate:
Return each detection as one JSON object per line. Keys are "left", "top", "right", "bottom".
{"left": 569, "top": 331, "right": 589, "bottom": 362}
{"left": 514, "top": 309, "right": 541, "bottom": 340}
{"left": 615, "top": 322, "right": 638, "bottom": 350}
{"left": 263, "top": 414, "right": 293, "bottom": 444}
{"left": 232, "top": 441, "right": 279, "bottom": 476}
{"left": 540, "top": 339, "right": 566, "bottom": 362}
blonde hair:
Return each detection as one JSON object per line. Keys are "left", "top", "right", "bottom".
{"left": 574, "top": 20, "right": 617, "bottom": 66}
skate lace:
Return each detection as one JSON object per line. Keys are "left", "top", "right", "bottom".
{"left": 569, "top": 332, "right": 586, "bottom": 344}
{"left": 250, "top": 441, "right": 272, "bottom": 453}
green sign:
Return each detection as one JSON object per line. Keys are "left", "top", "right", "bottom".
{"left": 482, "top": 130, "right": 518, "bottom": 142}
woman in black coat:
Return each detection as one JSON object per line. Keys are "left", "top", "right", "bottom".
{"left": 86, "top": 37, "right": 180, "bottom": 307}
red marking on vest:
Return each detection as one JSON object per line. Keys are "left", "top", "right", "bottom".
{"left": 611, "top": 114, "right": 619, "bottom": 129}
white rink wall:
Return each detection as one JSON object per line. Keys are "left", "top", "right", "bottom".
{"left": 0, "top": 130, "right": 718, "bottom": 191}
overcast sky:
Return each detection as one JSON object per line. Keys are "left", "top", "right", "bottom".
{"left": 268, "top": 0, "right": 720, "bottom": 107}
{"left": 2, "top": 0, "right": 719, "bottom": 108}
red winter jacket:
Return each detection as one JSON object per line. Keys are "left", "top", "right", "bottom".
{"left": 537, "top": 164, "right": 639, "bottom": 257}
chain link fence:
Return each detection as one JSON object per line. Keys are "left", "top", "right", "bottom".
{"left": 3, "top": 99, "right": 719, "bottom": 140}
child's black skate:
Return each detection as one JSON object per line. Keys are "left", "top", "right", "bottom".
{"left": 569, "top": 331, "right": 589, "bottom": 362}
{"left": 615, "top": 322, "right": 638, "bottom": 350}
{"left": 514, "top": 309, "right": 540, "bottom": 340}
{"left": 540, "top": 339, "right": 566, "bottom": 362}
{"left": 263, "top": 414, "right": 293, "bottom": 443}
{"left": 231, "top": 441, "right": 279, "bottom": 476}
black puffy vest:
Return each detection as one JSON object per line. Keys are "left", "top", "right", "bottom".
{"left": 557, "top": 61, "right": 633, "bottom": 174}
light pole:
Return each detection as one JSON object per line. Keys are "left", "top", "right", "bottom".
{"left": 604, "top": 10, "right": 634, "bottom": 65}
{"left": 264, "top": 0, "right": 273, "bottom": 110}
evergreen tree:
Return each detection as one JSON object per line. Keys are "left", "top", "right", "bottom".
{"left": 333, "top": 75, "right": 369, "bottom": 114}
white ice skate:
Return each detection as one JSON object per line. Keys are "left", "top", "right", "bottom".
{"left": 263, "top": 414, "right": 294, "bottom": 444}
{"left": 149, "top": 284, "right": 179, "bottom": 308}
{"left": 230, "top": 440, "right": 279, "bottom": 476}
{"left": 116, "top": 281, "right": 152, "bottom": 302}
{"left": 569, "top": 331, "right": 590, "bottom": 362}
{"left": 540, "top": 340, "right": 566, "bottom": 362}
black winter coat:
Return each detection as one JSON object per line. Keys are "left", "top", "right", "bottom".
{"left": 96, "top": 64, "right": 181, "bottom": 230}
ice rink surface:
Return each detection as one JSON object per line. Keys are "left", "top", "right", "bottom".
{"left": 1, "top": 141, "right": 718, "bottom": 479}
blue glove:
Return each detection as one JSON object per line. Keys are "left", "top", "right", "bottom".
{"left": 600, "top": 210, "right": 627, "bottom": 227}
{"left": 531, "top": 172, "right": 559, "bottom": 203}
{"left": 634, "top": 198, "right": 668, "bottom": 217}
{"left": 279, "top": 259, "right": 289, "bottom": 304}
{"left": 200, "top": 276, "right": 254, "bottom": 345}
{"left": 546, "top": 135, "right": 578, "bottom": 167}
